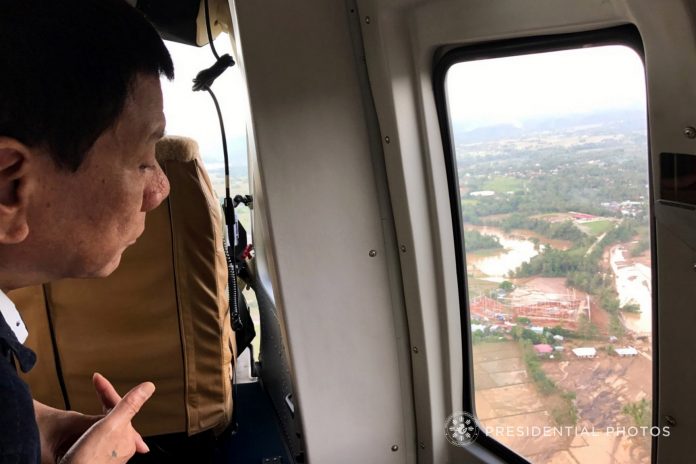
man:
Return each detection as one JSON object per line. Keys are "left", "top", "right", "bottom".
{"left": 0, "top": 1, "right": 174, "bottom": 462}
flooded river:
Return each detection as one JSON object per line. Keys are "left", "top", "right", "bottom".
{"left": 465, "top": 226, "right": 539, "bottom": 281}
{"left": 610, "top": 245, "right": 652, "bottom": 334}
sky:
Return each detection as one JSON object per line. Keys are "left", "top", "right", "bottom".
{"left": 160, "top": 41, "right": 646, "bottom": 164}
{"left": 446, "top": 45, "right": 647, "bottom": 131}
{"left": 160, "top": 37, "right": 248, "bottom": 169}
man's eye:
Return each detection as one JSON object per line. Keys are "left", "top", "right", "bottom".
{"left": 139, "top": 164, "right": 155, "bottom": 172}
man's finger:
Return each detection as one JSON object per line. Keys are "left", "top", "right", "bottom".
{"left": 134, "top": 432, "right": 150, "bottom": 454}
{"left": 109, "top": 382, "right": 155, "bottom": 425}
{"left": 92, "top": 372, "right": 121, "bottom": 413}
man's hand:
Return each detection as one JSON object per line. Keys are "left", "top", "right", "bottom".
{"left": 34, "top": 402, "right": 101, "bottom": 464}
{"left": 57, "top": 374, "right": 154, "bottom": 464}
{"left": 91, "top": 373, "right": 150, "bottom": 453}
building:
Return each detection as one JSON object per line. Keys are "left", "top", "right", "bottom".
{"left": 614, "top": 347, "right": 638, "bottom": 357}
{"left": 572, "top": 347, "right": 597, "bottom": 358}
{"left": 470, "top": 190, "right": 495, "bottom": 197}
{"left": 509, "top": 287, "right": 583, "bottom": 323}
{"left": 471, "top": 324, "right": 486, "bottom": 333}
{"left": 533, "top": 344, "right": 554, "bottom": 356}
{"left": 570, "top": 212, "right": 596, "bottom": 221}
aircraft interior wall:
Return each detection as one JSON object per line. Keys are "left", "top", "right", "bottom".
{"left": 88, "top": 0, "right": 696, "bottom": 462}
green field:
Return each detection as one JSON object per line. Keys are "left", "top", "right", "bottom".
{"left": 483, "top": 176, "right": 524, "bottom": 193}
{"left": 583, "top": 219, "right": 615, "bottom": 236}
{"left": 465, "top": 274, "right": 501, "bottom": 298}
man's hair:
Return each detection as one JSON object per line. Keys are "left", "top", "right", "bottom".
{"left": 0, "top": 0, "right": 174, "bottom": 171}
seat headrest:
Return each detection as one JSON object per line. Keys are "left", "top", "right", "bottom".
{"left": 156, "top": 136, "right": 200, "bottom": 163}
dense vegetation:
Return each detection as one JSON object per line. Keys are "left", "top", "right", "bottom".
{"left": 514, "top": 220, "right": 638, "bottom": 279}
{"left": 457, "top": 117, "right": 649, "bottom": 226}
{"left": 464, "top": 230, "right": 503, "bottom": 252}
{"left": 498, "top": 214, "right": 588, "bottom": 243}
{"left": 623, "top": 398, "right": 651, "bottom": 428}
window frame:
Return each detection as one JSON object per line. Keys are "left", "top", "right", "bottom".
{"left": 432, "top": 25, "right": 655, "bottom": 463}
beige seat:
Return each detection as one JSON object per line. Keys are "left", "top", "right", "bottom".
{"left": 9, "top": 136, "right": 236, "bottom": 437}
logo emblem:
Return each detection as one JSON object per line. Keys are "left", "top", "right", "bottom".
{"left": 444, "top": 411, "right": 480, "bottom": 447}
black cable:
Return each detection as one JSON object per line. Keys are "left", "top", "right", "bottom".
{"left": 224, "top": 231, "right": 243, "bottom": 331}
{"left": 194, "top": 6, "right": 244, "bottom": 434}
{"left": 205, "top": 87, "right": 231, "bottom": 199}
{"left": 42, "top": 286, "right": 71, "bottom": 410}
{"left": 206, "top": 86, "right": 242, "bottom": 333}
{"left": 203, "top": 0, "right": 220, "bottom": 60}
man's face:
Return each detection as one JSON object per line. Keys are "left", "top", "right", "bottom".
{"left": 24, "top": 74, "right": 170, "bottom": 279}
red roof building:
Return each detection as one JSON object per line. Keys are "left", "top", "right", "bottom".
{"left": 533, "top": 344, "right": 554, "bottom": 355}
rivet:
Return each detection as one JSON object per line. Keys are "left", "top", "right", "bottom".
{"left": 685, "top": 127, "right": 696, "bottom": 139}
{"left": 369, "top": 250, "right": 377, "bottom": 257}
{"left": 665, "top": 415, "right": 677, "bottom": 427}
{"left": 419, "top": 442, "right": 426, "bottom": 449}
{"left": 413, "top": 346, "right": 419, "bottom": 353}
{"left": 385, "top": 136, "right": 390, "bottom": 144}
{"left": 391, "top": 445, "right": 399, "bottom": 452}
{"left": 400, "top": 245, "right": 406, "bottom": 252}
{"left": 365, "top": 16, "right": 371, "bottom": 24}
{"left": 693, "top": 263, "right": 696, "bottom": 271}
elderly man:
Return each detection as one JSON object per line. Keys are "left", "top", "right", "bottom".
{"left": 0, "top": 1, "right": 174, "bottom": 462}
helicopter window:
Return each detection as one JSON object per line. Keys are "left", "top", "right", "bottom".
{"left": 161, "top": 39, "right": 260, "bottom": 363}
{"left": 442, "top": 43, "right": 653, "bottom": 463}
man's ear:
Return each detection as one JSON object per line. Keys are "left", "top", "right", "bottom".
{"left": 0, "top": 137, "right": 31, "bottom": 244}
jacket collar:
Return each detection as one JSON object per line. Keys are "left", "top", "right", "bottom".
{"left": 0, "top": 291, "right": 36, "bottom": 373}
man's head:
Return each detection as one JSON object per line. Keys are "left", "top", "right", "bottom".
{"left": 0, "top": 0, "right": 175, "bottom": 288}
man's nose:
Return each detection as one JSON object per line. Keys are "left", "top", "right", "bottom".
{"left": 141, "top": 164, "right": 170, "bottom": 212}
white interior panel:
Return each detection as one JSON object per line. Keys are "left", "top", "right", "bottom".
{"left": 230, "top": 0, "right": 416, "bottom": 462}
{"left": 356, "top": 0, "right": 696, "bottom": 462}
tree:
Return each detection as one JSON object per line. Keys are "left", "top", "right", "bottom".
{"left": 623, "top": 399, "right": 651, "bottom": 427}
{"left": 577, "top": 314, "right": 599, "bottom": 339}
{"left": 621, "top": 302, "right": 641, "bottom": 313}
{"left": 609, "top": 315, "right": 625, "bottom": 337}
{"left": 464, "top": 230, "right": 503, "bottom": 252}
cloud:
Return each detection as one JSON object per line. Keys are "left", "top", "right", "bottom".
{"left": 446, "top": 45, "right": 646, "bottom": 129}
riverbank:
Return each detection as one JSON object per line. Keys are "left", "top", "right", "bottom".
{"left": 609, "top": 245, "right": 651, "bottom": 334}
{"left": 466, "top": 226, "right": 538, "bottom": 281}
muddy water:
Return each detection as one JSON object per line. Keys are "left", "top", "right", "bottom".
{"left": 610, "top": 246, "right": 652, "bottom": 334}
{"left": 464, "top": 226, "right": 539, "bottom": 280}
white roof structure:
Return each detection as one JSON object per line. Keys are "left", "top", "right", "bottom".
{"left": 614, "top": 347, "right": 638, "bottom": 357}
{"left": 572, "top": 347, "right": 597, "bottom": 358}
{"left": 530, "top": 326, "right": 544, "bottom": 334}
{"left": 471, "top": 324, "right": 486, "bottom": 333}
{"left": 470, "top": 190, "right": 495, "bottom": 197}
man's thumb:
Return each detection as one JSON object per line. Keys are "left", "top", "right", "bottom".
{"left": 109, "top": 382, "right": 155, "bottom": 424}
